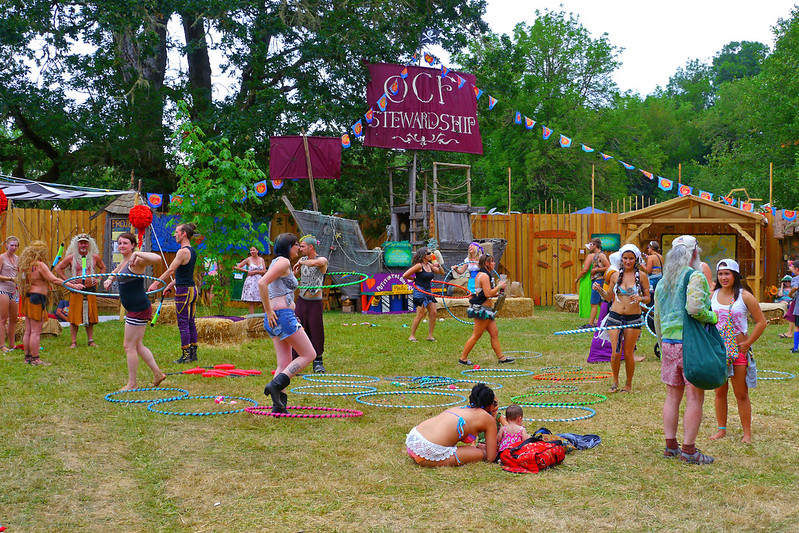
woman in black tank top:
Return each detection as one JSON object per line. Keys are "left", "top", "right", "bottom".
{"left": 402, "top": 247, "right": 445, "bottom": 342}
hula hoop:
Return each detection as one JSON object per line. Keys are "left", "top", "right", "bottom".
{"left": 104, "top": 387, "right": 189, "bottom": 404}
{"left": 499, "top": 405, "right": 596, "bottom": 423}
{"left": 511, "top": 391, "right": 608, "bottom": 407}
{"left": 355, "top": 390, "right": 466, "bottom": 408}
{"left": 289, "top": 384, "right": 377, "bottom": 396}
{"left": 505, "top": 350, "right": 543, "bottom": 359}
{"left": 460, "top": 368, "right": 536, "bottom": 378}
{"left": 146, "top": 395, "right": 258, "bottom": 416}
{"left": 533, "top": 371, "right": 612, "bottom": 381}
{"left": 245, "top": 405, "right": 364, "bottom": 418}
{"left": 391, "top": 376, "right": 459, "bottom": 389}
{"left": 63, "top": 272, "right": 166, "bottom": 297}
{"left": 441, "top": 265, "right": 501, "bottom": 326}
{"left": 758, "top": 369, "right": 796, "bottom": 381}
{"left": 301, "top": 373, "right": 380, "bottom": 384}
{"left": 297, "top": 271, "right": 369, "bottom": 290}
{"left": 409, "top": 280, "right": 473, "bottom": 299}
{"left": 527, "top": 384, "right": 578, "bottom": 393}
{"left": 426, "top": 378, "right": 504, "bottom": 392}
{"left": 540, "top": 365, "right": 583, "bottom": 373}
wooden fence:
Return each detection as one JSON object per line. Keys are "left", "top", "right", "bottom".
{"left": 0, "top": 207, "right": 106, "bottom": 261}
{"left": 472, "top": 211, "right": 619, "bottom": 306}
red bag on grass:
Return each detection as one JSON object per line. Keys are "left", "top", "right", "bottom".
{"left": 499, "top": 438, "right": 566, "bottom": 474}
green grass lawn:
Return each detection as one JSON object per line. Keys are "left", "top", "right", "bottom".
{"left": 2, "top": 307, "right": 798, "bottom": 532}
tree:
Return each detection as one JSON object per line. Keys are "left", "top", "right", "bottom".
{"left": 712, "top": 41, "right": 769, "bottom": 86}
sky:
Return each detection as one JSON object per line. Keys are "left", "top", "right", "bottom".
{"left": 482, "top": 0, "right": 797, "bottom": 96}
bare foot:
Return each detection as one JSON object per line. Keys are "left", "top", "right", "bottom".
{"left": 152, "top": 373, "right": 167, "bottom": 387}
{"left": 119, "top": 385, "right": 137, "bottom": 391}
{"left": 709, "top": 429, "right": 727, "bottom": 440}
{"left": 88, "top": 341, "right": 98, "bottom": 348}
{"left": 741, "top": 435, "right": 752, "bottom": 444}
{"left": 634, "top": 355, "right": 645, "bottom": 362}
{"left": 69, "top": 343, "right": 77, "bottom": 349}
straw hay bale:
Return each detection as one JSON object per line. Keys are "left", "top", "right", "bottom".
{"left": 244, "top": 316, "right": 270, "bottom": 339}
{"left": 554, "top": 294, "right": 579, "bottom": 313}
{"left": 759, "top": 302, "right": 787, "bottom": 326}
{"left": 437, "top": 297, "right": 533, "bottom": 319}
{"left": 196, "top": 317, "right": 247, "bottom": 345}
{"left": 16, "top": 317, "right": 62, "bottom": 337}
{"left": 96, "top": 296, "right": 120, "bottom": 312}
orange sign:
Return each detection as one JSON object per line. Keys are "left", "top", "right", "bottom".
{"left": 532, "top": 230, "right": 576, "bottom": 239}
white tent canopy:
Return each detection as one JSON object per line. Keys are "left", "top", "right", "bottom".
{"left": 0, "top": 175, "right": 131, "bottom": 201}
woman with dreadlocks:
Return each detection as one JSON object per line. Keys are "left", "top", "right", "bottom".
{"left": 593, "top": 244, "right": 650, "bottom": 393}
{"left": 17, "top": 241, "right": 82, "bottom": 365}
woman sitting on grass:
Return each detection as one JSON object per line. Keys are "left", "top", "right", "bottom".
{"left": 406, "top": 383, "right": 498, "bottom": 467}
{"left": 103, "top": 232, "right": 166, "bottom": 391}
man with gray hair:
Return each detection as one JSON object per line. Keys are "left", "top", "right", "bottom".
{"left": 55, "top": 233, "right": 105, "bottom": 348}
{"left": 654, "top": 235, "right": 718, "bottom": 464}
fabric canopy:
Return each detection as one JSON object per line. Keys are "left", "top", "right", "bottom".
{"left": 0, "top": 176, "right": 131, "bottom": 200}
{"left": 269, "top": 136, "right": 341, "bottom": 180}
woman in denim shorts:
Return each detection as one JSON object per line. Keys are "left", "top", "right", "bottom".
{"left": 259, "top": 233, "right": 318, "bottom": 414}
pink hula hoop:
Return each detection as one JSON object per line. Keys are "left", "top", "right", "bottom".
{"left": 410, "top": 280, "right": 474, "bottom": 299}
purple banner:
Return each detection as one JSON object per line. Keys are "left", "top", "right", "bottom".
{"left": 269, "top": 136, "right": 341, "bottom": 180}
{"left": 361, "top": 273, "right": 411, "bottom": 294}
{"left": 364, "top": 63, "right": 483, "bottom": 154}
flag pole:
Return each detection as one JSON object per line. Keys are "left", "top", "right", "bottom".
{"left": 302, "top": 132, "right": 319, "bottom": 211}
{"left": 591, "top": 164, "right": 595, "bottom": 213}
{"left": 770, "top": 162, "right": 773, "bottom": 207}
{"left": 507, "top": 167, "right": 511, "bottom": 213}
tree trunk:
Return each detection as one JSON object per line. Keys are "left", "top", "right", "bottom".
{"left": 181, "top": 11, "right": 213, "bottom": 119}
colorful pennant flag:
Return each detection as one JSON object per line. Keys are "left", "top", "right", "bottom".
{"left": 559, "top": 135, "right": 572, "bottom": 148}
{"left": 658, "top": 177, "right": 673, "bottom": 191}
{"left": 352, "top": 119, "right": 363, "bottom": 137}
{"left": 783, "top": 210, "right": 797, "bottom": 221}
{"left": 600, "top": 153, "right": 613, "bottom": 161}
{"left": 678, "top": 184, "right": 693, "bottom": 197}
{"left": 146, "top": 193, "right": 163, "bottom": 208}
{"left": 169, "top": 194, "right": 183, "bottom": 206}
{"left": 440, "top": 65, "right": 449, "bottom": 78}
{"left": 424, "top": 53, "right": 435, "bottom": 65}
{"left": 389, "top": 79, "right": 399, "bottom": 96}
{"left": 525, "top": 117, "right": 536, "bottom": 130}
{"left": 488, "top": 96, "right": 498, "bottom": 110}
{"left": 640, "top": 170, "right": 653, "bottom": 180}
{"left": 699, "top": 190, "right": 713, "bottom": 201}
{"left": 271, "top": 179, "right": 284, "bottom": 189}
{"left": 514, "top": 111, "right": 522, "bottom": 125}
{"left": 771, "top": 207, "right": 778, "bottom": 216}
{"left": 341, "top": 133, "right": 351, "bottom": 148}
{"left": 473, "top": 87, "right": 483, "bottom": 100}
{"left": 377, "top": 93, "right": 388, "bottom": 112}
{"left": 581, "top": 144, "right": 594, "bottom": 153}
{"left": 457, "top": 76, "right": 466, "bottom": 89}
{"left": 721, "top": 197, "right": 736, "bottom": 206}
{"left": 542, "top": 126, "right": 553, "bottom": 140}
{"left": 364, "top": 108, "right": 374, "bottom": 124}
{"left": 411, "top": 53, "right": 418, "bottom": 64}
{"left": 254, "top": 180, "right": 268, "bottom": 197}
{"left": 740, "top": 202, "right": 754, "bottom": 212}
{"left": 620, "top": 161, "right": 635, "bottom": 170}
{"left": 400, "top": 67, "right": 408, "bottom": 79}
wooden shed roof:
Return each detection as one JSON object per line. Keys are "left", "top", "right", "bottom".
{"left": 619, "top": 195, "right": 766, "bottom": 226}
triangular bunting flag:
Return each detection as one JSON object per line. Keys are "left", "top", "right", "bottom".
{"left": 658, "top": 177, "right": 673, "bottom": 191}
{"left": 721, "top": 197, "right": 736, "bottom": 206}
{"left": 559, "top": 135, "right": 572, "bottom": 148}
{"left": 525, "top": 117, "right": 535, "bottom": 130}
{"left": 678, "top": 184, "right": 693, "bottom": 197}
{"left": 514, "top": 112, "right": 522, "bottom": 125}
{"left": 771, "top": 207, "right": 777, "bottom": 216}
{"left": 377, "top": 93, "right": 388, "bottom": 112}
{"left": 473, "top": 87, "right": 483, "bottom": 100}
{"left": 440, "top": 65, "right": 449, "bottom": 78}
{"left": 254, "top": 180, "right": 268, "bottom": 197}
{"left": 640, "top": 170, "right": 653, "bottom": 180}
{"left": 341, "top": 133, "right": 351, "bottom": 148}
{"left": 400, "top": 67, "right": 408, "bottom": 79}
{"left": 364, "top": 108, "right": 374, "bottom": 124}
{"left": 389, "top": 79, "right": 399, "bottom": 96}
{"left": 740, "top": 202, "right": 753, "bottom": 212}
{"left": 783, "top": 210, "right": 797, "bottom": 221}
{"left": 620, "top": 161, "right": 635, "bottom": 170}
{"left": 542, "top": 126, "right": 553, "bottom": 140}
{"left": 271, "top": 179, "right": 284, "bottom": 189}
{"left": 352, "top": 120, "right": 363, "bottom": 137}
{"left": 600, "top": 153, "right": 613, "bottom": 161}
{"left": 581, "top": 144, "right": 594, "bottom": 153}
{"left": 146, "top": 193, "right": 163, "bottom": 208}
{"left": 488, "top": 96, "right": 498, "bottom": 110}
{"left": 457, "top": 76, "right": 466, "bottom": 89}
{"left": 424, "top": 53, "right": 435, "bottom": 65}
{"left": 699, "top": 190, "right": 713, "bottom": 201}
{"left": 170, "top": 194, "right": 183, "bottom": 206}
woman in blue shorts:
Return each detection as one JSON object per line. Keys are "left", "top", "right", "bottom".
{"left": 259, "top": 233, "right": 317, "bottom": 413}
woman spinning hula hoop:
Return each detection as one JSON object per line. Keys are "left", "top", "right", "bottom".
{"left": 104, "top": 232, "right": 167, "bottom": 391}
{"left": 402, "top": 247, "right": 445, "bottom": 342}
{"left": 260, "top": 233, "right": 318, "bottom": 414}
{"left": 149, "top": 222, "right": 198, "bottom": 364}
{"left": 450, "top": 241, "right": 483, "bottom": 294}
{"left": 459, "top": 254, "right": 514, "bottom": 366}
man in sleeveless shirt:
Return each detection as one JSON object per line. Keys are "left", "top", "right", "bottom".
{"left": 54, "top": 233, "right": 105, "bottom": 348}
{"left": 292, "top": 235, "right": 328, "bottom": 373}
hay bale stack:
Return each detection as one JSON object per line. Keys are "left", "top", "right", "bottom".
{"left": 758, "top": 302, "right": 787, "bottom": 326}
{"left": 245, "top": 316, "right": 270, "bottom": 339}
{"left": 196, "top": 317, "right": 247, "bottom": 345}
{"left": 156, "top": 301, "right": 177, "bottom": 324}
{"left": 437, "top": 297, "right": 533, "bottom": 319}
{"left": 554, "top": 293, "right": 579, "bottom": 313}
{"left": 16, "top": 317, "right": 62, "bottom": 337}
{"left": 96, "top": 296, "right": 120, "bottom": 312}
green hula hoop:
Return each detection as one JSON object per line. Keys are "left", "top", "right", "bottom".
{"left": 297, "top": 271, "right": 370, "bottom": 290}
{"left": 64, "top": 272, "right": 166, "bottom": 297}
{"left": 511, "top": 391, "right": 608, "bottom": 407}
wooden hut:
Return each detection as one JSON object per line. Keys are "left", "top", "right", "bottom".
{"left": 618, "top": 195, "right": 770, "bottom": 299}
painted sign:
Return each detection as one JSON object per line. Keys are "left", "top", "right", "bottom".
{"left": 532, "top": 230, "right": 576, "bottom": 239}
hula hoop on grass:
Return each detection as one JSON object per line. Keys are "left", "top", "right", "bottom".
{"left": 426, "top": 379, "right": 504, "bottom": 392}
{"left": 527, "top": 384, "right": 579, "bottom": 393}
{"left": 245, "top": 405, "right": 364, "bottom": 418}
{"left": 533, "top": 371, "right": 612, "bottom": 381}
{"left": 391, "top": 376, "right": 459, "bottom": 389}
{"left": 146, "top": 395, "right": 258, "bottom": 416}
{"left": 505, "top": 350, "right": 544, "bottom": 359}
{"left": 500, "top": 405, "right": 596, "bottom": 423}
{"left": 355, "top": 390, "right": 466, "bottom": 408}
{"left": 301, "top": 373, "right": 380, "bottom": 384}
{"left": 758, "top": 369, "right": 796, "bottom": 381}
{"left": 511, "top": 391, "right": 607, "bottom": 407}
{"left": 441, "top": 265, "right": 501, "bottom": 326}
{"left": 540, "top": 365, "right": 584, "bottom": 373}
{"left": 460, "top": 368, "right": 536, "bottom": 378}
{"left": 63, "top": 272, "right": 166, "bottom": 297}
{"left": 297, "top": 271, "right": 369, "bottom": 290}
{"left": 289, "top": 384, "right": 377, "bottom": 396}
{"left": 104, "top": 387, "right": 189, "bottom": 404}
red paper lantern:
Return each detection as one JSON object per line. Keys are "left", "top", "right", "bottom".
{"left": 128, "top": 204, "right": 153, "bottom": 249}
{"left": 0, "top": 190, "right": 8, "bottom": 215}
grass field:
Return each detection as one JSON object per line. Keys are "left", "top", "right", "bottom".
{"left": 2, "top": 307, "right": 798, "bottom": 532}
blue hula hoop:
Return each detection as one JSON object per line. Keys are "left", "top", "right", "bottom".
{"left": 147, "top": 395, "right": 258, "bottom": 416}
{"left": 64, "top": 272, "right": 167, "bottom": 297}
{"left": 441, "top": 264, "right": 501, "bottom": 326}
{"left": 460, "top": 368, "right": 536, "bottom": 378}
{"left": 104, "top": 387, "right": 189, "bottom": 404}
{"left": 499, "top": 404, "right": 597, "bottom": 423}
{"left": 355, "top": 390, "right": 466, "bottom": 408}
{"left": 540, "top": 365, "right": 584, "bottom": 373}
{"left": 528, "top": 384, "right": 579, "bottom": 393}
{"left": 289, "top": 384, "right": 378, "bottom": 396}
{"left": 425, "top": 378, "right": 504, "bottom": 392}
{"left": 758, "top": 369, "right": 796, "bottom": 381}
{"left": 505, "top": 350, "right": 543, "bottom": 359}
{"left": 301, "top": 373, "right": 380, "bottom": 384}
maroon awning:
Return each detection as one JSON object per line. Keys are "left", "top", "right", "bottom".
{"left": 269, "top": 136, "right": 342, "bottom": 180}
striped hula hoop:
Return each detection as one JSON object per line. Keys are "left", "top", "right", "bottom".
{"left": 63, "top": 272, "right": 166, "bottom": 297}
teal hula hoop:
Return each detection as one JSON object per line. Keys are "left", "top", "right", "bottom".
{"left": 355, "top": 390, "right": 466, "bottom": 408}
{"left": 147, "top": 395, "right": 258, "bottom": 416}
{"left": 104, "top": 387, "right": 189, "bottom": 404}
{"left": 297, "top": 271, "right": 369, "bottom": 290}
{"left": 511, "top": 391, "right": 608, "bottom": 407}
{"left": 302, "top": 373, "right": 380, "bottom": 384}
{"left": 64, "top": 272, "right": 166, "bottom": 297}
{"left": 289, "top": 384, "right": 378, "bottom": 396}
{"left": 460, "top": 368, "right": 536, "bottom": 378}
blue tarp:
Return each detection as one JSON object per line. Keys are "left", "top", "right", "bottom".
{"left": 150, "top": 214, "right": 271, "bottom": 254}
{"left": 571, "top": 206, "right": 608, "bottom": 214}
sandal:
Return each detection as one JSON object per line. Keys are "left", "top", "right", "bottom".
{"left": 664, "top": 447, "right": 681, "bottom": 458}
{"left": 609, "top": 385, "right": 619, "bottom": 393}
{"left": 457, "top": 359, "right": 473, "bottom": 366}
{"left": 779, "top": 333, "right": 790, "bottom": 339}
{"left": 680, "top": 449, "right": 714, "bottom": 465}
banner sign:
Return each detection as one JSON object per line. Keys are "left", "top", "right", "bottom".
{"left": 364, "top": 63, "right": 483, "bottom": 154}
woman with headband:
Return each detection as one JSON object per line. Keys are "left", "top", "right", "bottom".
{"left": 451, "top": 242, "right": 483, "bottom": 294}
